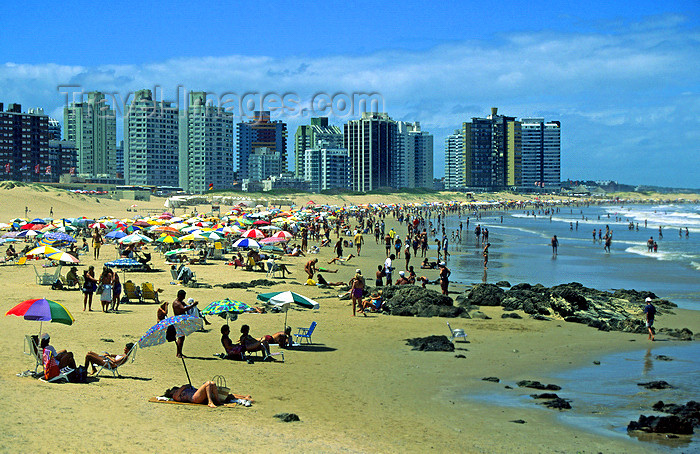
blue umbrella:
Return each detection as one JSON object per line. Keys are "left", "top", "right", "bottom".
{"left": 105, "top": 230, "right": 127, "bottom": 240}
{"left": 43, "top": 232, "right": 77, "bottom": 243}
{"left": 232, "top": 237, "right": 260, "bottom": 248}
{"left": 105, "top": 258, "right": 143, "bottom": 269}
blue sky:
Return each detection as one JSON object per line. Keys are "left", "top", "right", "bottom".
{"left": 1, "top": 1, "right": 699, "bottom": 187}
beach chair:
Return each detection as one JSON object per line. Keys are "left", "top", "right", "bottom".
{"left": 95, "top": 344, "right": 137, "bottom": 378}
{"left": 23, "top": 334, "right": 43, "bottom": 374}
{"left": 294, "top": 321, "right": 317, "bottom": 344}
{"left": 266, "top": 261, "right": 282, "bottom": 278}
{"left": 212, "top": 242, "right": 224, "bottom": 260}
{"left": 447, "top": 322, "right": 468, "bottom": 343}
{"left": 141, "top": 282, "right": 160, "bottom": 303}
{"left": 39, "top": 349, "right": 74, "bottom": 383}
{"left": 123, "top": 281, "right": 142, "bottom": 303}
{"left": 33, "top": 264, "right": 62, "bottom": 285}
{"left": 13, "top": 256, "right": 27, "bottom": 266}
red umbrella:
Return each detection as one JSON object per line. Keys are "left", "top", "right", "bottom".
{"left": 21, "top": 223, "right": 45, "bottom": 231}
{"left": 253, "top": 220, "right": 270, "bottom": 225}
{"left": 271, "top": 230, "right": 293, "bottom": 239}
{"left": 241, "top": 229, "right": 265, "bottom": 239}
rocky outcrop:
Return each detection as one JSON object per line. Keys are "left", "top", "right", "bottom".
{"left": 405, "top": 335, "right": 455, "bottom": 352}
{"left": 638, "top": 381, "right": 674, "bottom": 390}
{"left": 627, "top": 415, "right": 694, "bottom": 435}
{"left": 657, "top": 328, "right": 694, "bottom": 341}
{"left": 652, "top": 401, "right": 700, "bottom": 427}
{"left": 382, "top": 286, "right": 464, "bottom": 318}
{"left": 458, "top": 284, "right": 505, "bottom": 307}
{"left": 517, "top": 380, "right": 561, "bottom": 391}
{"left": 540, "top": 398, "right": 571, "bottom": 410}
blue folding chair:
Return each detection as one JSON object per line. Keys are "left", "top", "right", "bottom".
{"left": 294, "top": 321, "right": 317, "bottom": 344}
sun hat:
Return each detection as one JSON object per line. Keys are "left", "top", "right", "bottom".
{"left": 41, "top": 333, "right": 50, "bottom": 340}
{"left": 439, "top": 261, "right": 446, "bottom": 266}
{"left": 645, "top": 297, "right": 652, "bottom": 302}
{"left": 355, "top": 269, "right": 361, "bottom": 274}
{"left": 399, "top": 271, "right": 405, "bottom": 276}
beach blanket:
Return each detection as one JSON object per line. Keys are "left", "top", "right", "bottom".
{"left": 148, "top": 397, "right": 238, "bottom": 407}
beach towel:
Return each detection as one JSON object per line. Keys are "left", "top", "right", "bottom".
{"left": 148, "top": 397, "right": 239, "bottom": 407}
{"left": 100, "top": 284, "right": 112, "bottom": 302}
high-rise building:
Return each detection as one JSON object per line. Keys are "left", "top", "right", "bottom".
{"left": 236, "top": 111, "right": 287, "bottom": 181}
{"left": 303, "top": 143, "right": 350, "bottom": 193}
{"left": 294, "top": 117, "right": 343, "bottom": 177}
{"left": 444, "top": 130, "right": 464, "bottom": 190}
{"left": 48, "top": 118, "right": 61, "bottom": 140}
{"left": 0, "top": 104, "right": 50, "bottom": 182}
{"left": 179, "top": 92, "right": 234, "bottom": 193}
{"left": 462, "top": 107, "right": 521, "bottom": 189}
{"left": 394, "top": 121, "right": 434, "bottom": 189}
{"left": 123, "top": 89, "right": 179, "bottom": 186}
{"left": 48, "top": 140, "right": 77, "bottom": 181}
{"left": 521, "top": 118, "right": 561, "bottom": 189}
{"left": 247, "top": 147, "right": 283, "bottom": 181}
{"left": 116, "top": 140, "right": 124, "bottom": 178}
{"left": 63, "top": 91, "right": 117, "bottom": 178}
{"left": 344, "top": 112, "right": 396, "bottom": 192}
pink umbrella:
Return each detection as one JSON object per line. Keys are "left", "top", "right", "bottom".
{"left": 241, "top": 229, "right": 265, "bottom": 239}
{"left": 253, "top": 219, "right": 270, "bottom": 225}
{"left": 259, "top": 237, "right": 287, "bottom": 244}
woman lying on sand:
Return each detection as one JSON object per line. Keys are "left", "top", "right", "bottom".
{"left": 164, "top": 381, "right": 253, "bottom": 408}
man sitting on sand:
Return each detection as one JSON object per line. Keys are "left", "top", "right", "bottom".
{"left": 360, "top": 292, "right": 384, "bottom": 315}
{"left": 84, "top": 343, "right": 134, "bottom": 375}
{"left": 421, "top": 257, "right": 437, "bottom": 269}
{"left": 327, "top": 254, "right": 355, "bottom": 265}
{"left": 239, "top": 324, "right": 272, "bottom": 360}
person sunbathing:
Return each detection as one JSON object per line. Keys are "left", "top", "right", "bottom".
{"left": 239, "top": 324, "right": 271, "bottom": 359}
{"left": 163, "top": 381, "right": 253, "bottom": 408}
{"left": 316, "top": 273, "right": 346, "bottom": 287}
{"left": 360, "top": 292, "right": 384, "bottom": 314}
{"left": 84, "top": 343, "right": 134, "bottom": 375}
{"left": 260, "top": 327, "right": 293, "bottom": 348}
{"left": 286, "top": 246, "right": 305, "bottom": 257}
{"left": 421, "top": 258, "right": 438, "bottom": 269}
{"left": 327, "top": 254, "right": 355, "bottom": 265}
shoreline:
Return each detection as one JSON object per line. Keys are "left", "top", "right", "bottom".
{"left": 0, "top": 185, "right": 698, "bottom": 453}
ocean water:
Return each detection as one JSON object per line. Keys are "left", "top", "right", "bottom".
{"left": 442, "top": 204, "right": 700, "bottom": 311}
{"left": 442, "top": 204, "right": 700, "bottom": 449}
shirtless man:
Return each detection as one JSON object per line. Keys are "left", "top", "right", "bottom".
{"left": 261, "top": 327, "right": 293, "bottom": 348}
{"left": 172, "top": 290, "right": 198, "bottom": 358}
{"left": 350, "top": 269, "right": 365, "bottom": 317}
{"left": 304, "top": 258, "right": 318, "bottom": 280}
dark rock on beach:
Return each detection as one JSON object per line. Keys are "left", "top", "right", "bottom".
{"left": 657, "top": 328, "right": 694, "bottom": 341}
{"left": 638, "top": 381, "right": 674, "bottom": 390}
{"left": 531, "top": 314, "right": 552, "bottom": 321}
{"left": 455, "top": 354, "right": 466, "bottom": 359}
{"left": 466, "top": 310, "right": 491, "bottom": 320}
{"left": 459, "top": 284, "right": 505, "bottom": 307}
{"left": 517, "top": 380, "right": 561, "bottom": 391}
{"left": 652, "top": 401, "right": 700, "bottom": 427}
{"left": 405, "top": 335, "right": 454, "bottom": 352}
{"left": 382, "top": 286, "right": 464, "bottom": 318}
{"left": 530, "top": 393, "right": 560, "bottom": 399}
{"left": 501, "top": 312, "right": 522, "bottom": 319}
{"left": 274, "top": 412, "right": 300, "bottom": 422}
{"left": 540, "top": 398, "right": 571, "bottom": 410}
{"left": 510, "top": 419, "right": 526, "bottom": 424}
{"left": 495, "top": 281, "right": 511, "bottom": 288}
{"left": 655, "top": 355, "right": 673, "bottom": 361}
{"left": 216, "top": 279, "right": 280, "bottom": 289}
{"left": 482, "top": 377, "right": 500, "bottom": 383}
{"left": 627, "top": 415, "right": 693, "bottom": 435}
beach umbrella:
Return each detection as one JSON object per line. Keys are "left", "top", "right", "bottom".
{"left": 45, "top": 251, "right": 79, "bottom": 264}
{"left": 119, "top": 233, "right": 152, "bottom": 244}
{"left": 201, "top": 231, "right": 225, "bottom": 241}
{"left": 104, "top": 257, "right": 144, "bottom": 279}
{"left": 257, "top": 290, "right": 320, "bottom": 310}
{"left": 6, "top": 298, "right": 75, "bottom": 336}
{"left": 89, "top": 222, "right": 108, "bottom": 230}
{"left": 26, "top": 245, "right": 60, "bottom": 256}
{"left": 232, "top": 238, "right": 260, "bottom": 249}
{"left": 137, "top": 314, "right": 203, "bottom": 385}
{"left": 271, "top": 230, "right": 292, "bottom": 239}
{"left": 105, "top": 230, "right": 127, "bottom": 240}
{"left": 180, "top": 232, "right": 208, "bottom": 242}
{"left": 164, "top": 248, "right": 194, "bottom": 257}
{"left": 259, "top": 236, "right": 287, "bottom": 244}
{"left": 43, "top": 232, "right": 76, "bottom": 243}
{"left": 156, "top": 235, "right": 180, "bottom": 244}
{"left": 252, "top": 219, "right": 270, "bottom": 226}
{"left": 21, "top": 223, "right": 45, "bottom": 231}
{"left": 17, "top": 230, "right": 41, "bottom": 238}
{"left": 241, "top": 229, "right": 265, "bottom": 239}
{"left": 200, "top": 298, "right": 253, "bottom": 325}
{"left": 260, "top": 245, "right": 285, "bottom": 254}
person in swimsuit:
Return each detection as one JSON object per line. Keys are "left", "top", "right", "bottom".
{"left": 438, "top": 262, "right": 451, "bottom": 295}
{"left": 316, "top": 273, "right": 345, "bottom": 287}
{"left": 82, "top": 266, "right": 97, "bottom": 311}
{"left": 164, "top": 381, "right": 253, "bottom": 408}
{"left": 111, "top": 271, "right": 122, "bottom": 312}
{"left": 375, "top": 265, "right": 384, "bottom": 286}
{"left": 84, "top": 343, "right": 133, "bottom": 375}
{"left": 239, "top": 324, "right": 271, "bottom": 359}
{"left": 260, "top": 327, "right": 292, "bottom": 347}
{"left": 350, "top": 269, "right": 365, "bottom": 317}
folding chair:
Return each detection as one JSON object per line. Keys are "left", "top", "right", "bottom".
{"left": 294, "top": 321, "right": 317, "bottom": 344}
{"left": 212, "top": 242, "right": 224, "bottom": 260}
{"left": 266, "top": 260, "right": 282, "bottom": 278}
{"left": 141, "top": 282, "right": 160, "bottom": 303}
{"left": 39, "top": 349, "right": 73, "bottom": 383}
{"left": 123, "top": 281, "right": 142, "bottom": 303}
{"left": 23, "top": 334, "right": 43, "bottom": 374}
{"left": 447, "top": 322, "right": 468, "bottom": 343}
{"left": 95, "top": 344, "right": 138, "bottom": 378}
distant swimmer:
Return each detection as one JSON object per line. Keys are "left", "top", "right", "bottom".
{"left": 604, "top": 235, "right": 612, "bottom": 253}
{"left": 593, "top": 229, "right": 597, "bottom": 242}
{"left": 658, "top": 226, "right": 663, "bottom": 239}
{"left": 686, "top": 227, "right": 690, "bottom": 237}
{"left": 647, "top": 237, "right": 654, "bottom": 252}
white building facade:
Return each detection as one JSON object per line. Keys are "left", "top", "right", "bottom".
{"left": 179, "top": 92, "right": 234, "bottom": 193}
{"left": 444, "top": 129, "right": 464, "bottom": 190}
{"left": 303, "top": 145, "right": 349, "bottom": 193}
{"left": 123, "top": 89, "right": 179, "bottom": 186}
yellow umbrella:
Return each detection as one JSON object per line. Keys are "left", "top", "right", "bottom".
{"left": 26, "top": 245, "right": 60, "bottom": 256}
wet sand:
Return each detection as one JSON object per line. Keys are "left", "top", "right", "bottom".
{"left": 0, "top": 185, "right": 697, "bottom": 453}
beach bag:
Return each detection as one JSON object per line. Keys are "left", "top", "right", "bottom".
{"left": 212, "top": 375, "right": 230, "bottom": 402}
{"left": 69, "top": 365, "right": 87, "bottom": 383}
{"left": 43, "top": 349, "right": 59, "bottom": 381}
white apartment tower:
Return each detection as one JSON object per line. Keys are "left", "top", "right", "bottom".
{"left": 394, "top": 121, "right": 433, "bottom": 190}
{"left": 179, "top": 92, "right": 234, "bottom": 193}
{"left": 444, "top": 129, "right": 464, "bottom": 190}
{"left": 520, "top": 118, "right": 561, "bottom": 189}
{"left": 63, "top": 91, "right": 116, "bottom": 178}
{"left": 303, "top": 143, "right": 349, "bottom": 193}
{"left": 123, "top": 89, "right": 179, "bottom": 186}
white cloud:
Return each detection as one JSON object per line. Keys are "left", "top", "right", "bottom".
{"left": 1, "top": 14, "right": 698, "bottom": 187}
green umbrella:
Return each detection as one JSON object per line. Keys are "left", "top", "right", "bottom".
{"left": 257, "top": 291, "right": 319, "bottom": 309}
{"left": 201, "top": 298, "right": 253, "bottom": 325}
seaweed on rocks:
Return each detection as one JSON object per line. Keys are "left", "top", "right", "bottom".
{"left": 405, "top": 335, "right": 454, "bottom": 352}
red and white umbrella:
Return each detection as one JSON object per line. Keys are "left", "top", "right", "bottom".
{"left": 241, "top": 229, "right": 265, "bottom": 239}
{"left": 271, "top": 230, "right": 293, "bottom": 239}
{"left": 89, "top": 222, "right": 108, "bottom": 229}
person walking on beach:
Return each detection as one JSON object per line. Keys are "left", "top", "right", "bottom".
{"left": 604, "top": 235, "right": 612, "bottom": 253}
{"left": 172, "top": 289, "right": 198, "bottom": 358}
{"left": 438, "top": 262, "right": 451, "bottom": 295}
{"left": 334, "top": 238, "right": 343, "bottom": 258}
{"left": 551, "top": 235, "right": 559, "bottom": 255}
{"left": 354, "top": 231, "right": 364, "bottom": 256}
{"left": 483, "top": 243, "right": 490, "bottom": 269}
{"left": 350, "top": 269, "right": 365, "bottom": 317}
{"left": 92, "top": 228, "right": 103, "bottom": 260}
{"left": 643, "top": 297, "right": 656, "bottom": 341}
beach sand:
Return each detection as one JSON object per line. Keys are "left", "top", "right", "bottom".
{"left": 0, "top": 185, "right": 698, "bottom": 453}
